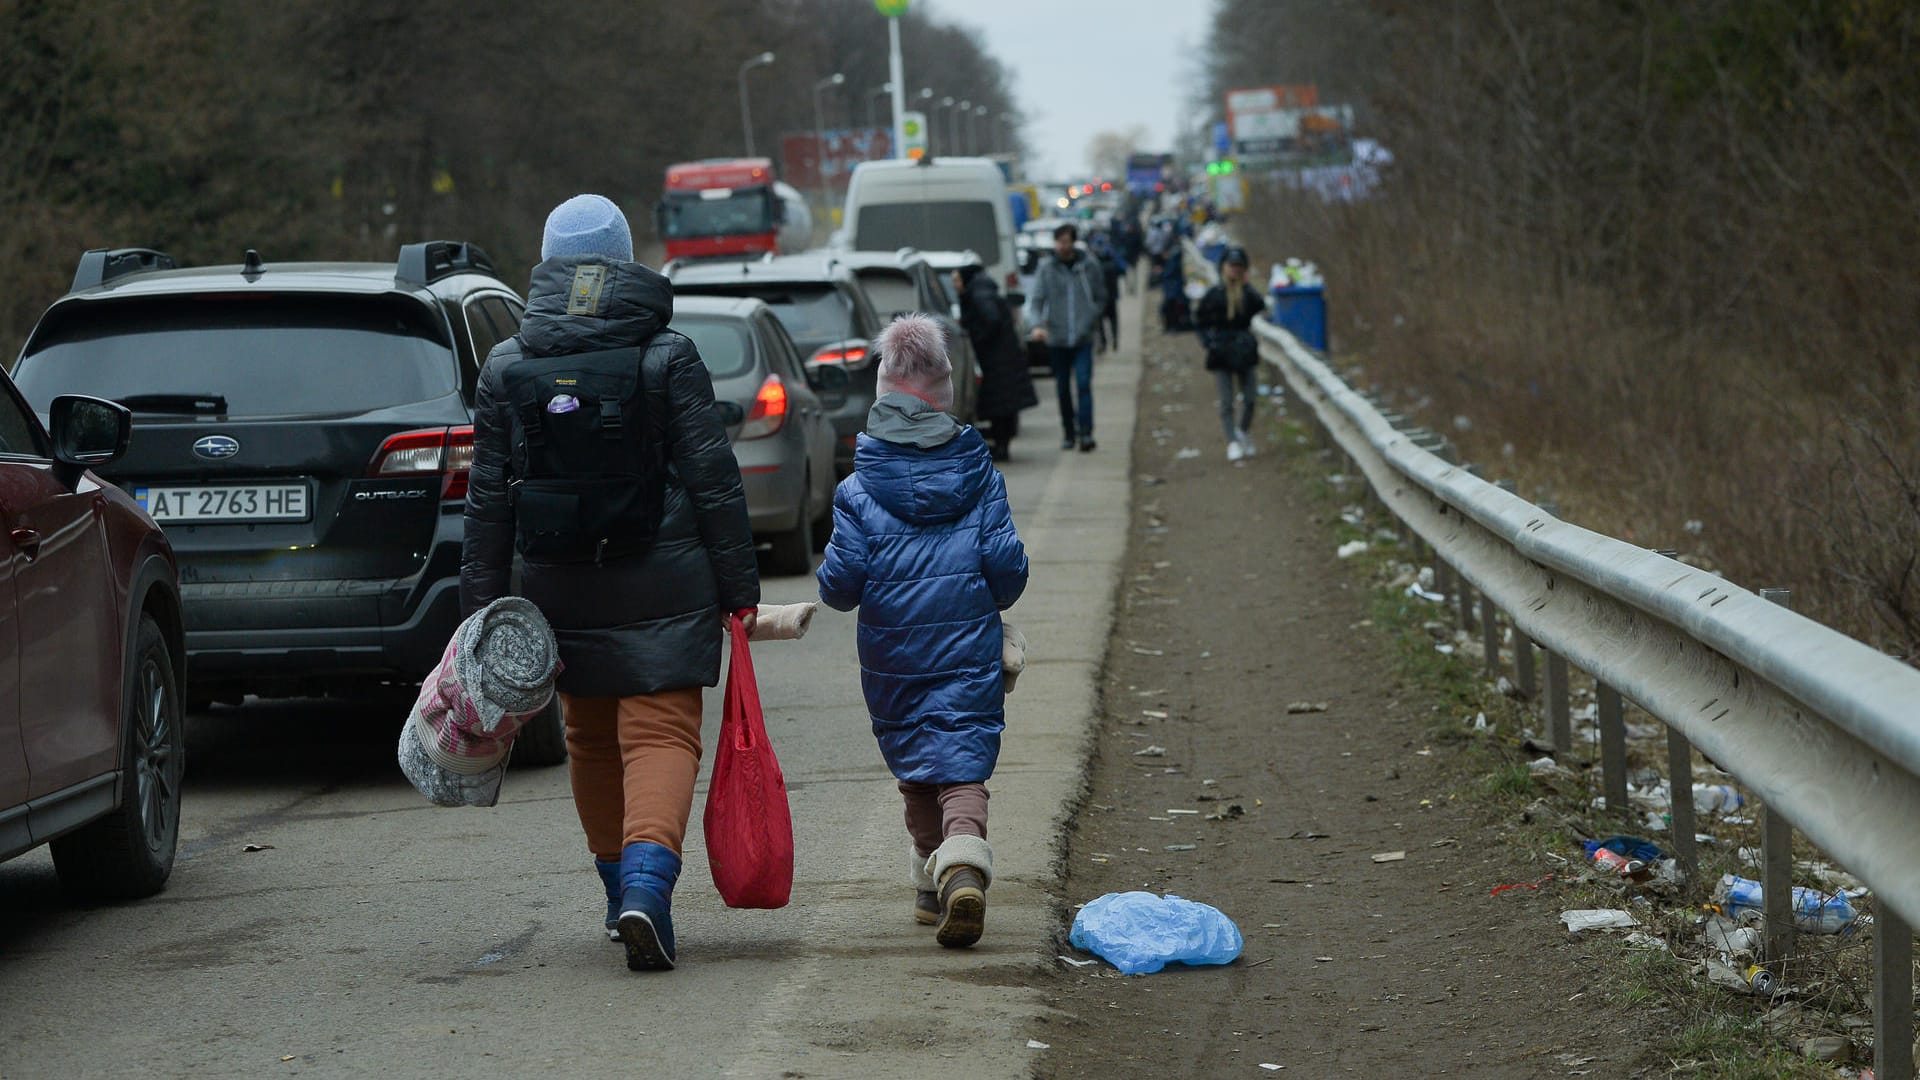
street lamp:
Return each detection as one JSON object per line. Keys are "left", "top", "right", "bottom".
{"left": 938, "top": 96, "right": 956, "bottom": 156}
{"left": 737, "top": 51, "right": 776, "bottom": 158}
{"left": 865, "top": 82, "right": 893, "bottom": 134}
{"left": 971, "top": 105, "right": 989, "bottom": 156}
{"left": 813, "top": 73, "right": 846, "bottom": 216}
{"left": 955, "top": 100, "right": 972, "bottom": 156}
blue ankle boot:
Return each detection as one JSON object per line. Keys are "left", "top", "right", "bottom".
{"left": 617, "top": 841, "right": 682, "bottom": 971}
{"left": 594, "top": 859, "right": 621, "bottom": 942}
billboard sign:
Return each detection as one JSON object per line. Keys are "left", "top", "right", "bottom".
{"left": 780, "top": 127, "right": 895, "bottom": 191}
{"left": 1227, "top": 86, "right": 1359, "bottom": 166}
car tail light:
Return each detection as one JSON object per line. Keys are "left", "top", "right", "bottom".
{"left": 737, "top": 376, "right": 789, "bottom": 440}
{"left": 369, "top": 426, "right": 474, "bottom": 501}
{"left": 812, "top": 345, "right": 870, "bottom": 370}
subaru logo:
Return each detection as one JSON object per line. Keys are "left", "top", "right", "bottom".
{"left": 192, "top": 435, "right": 240, "bottom": 461}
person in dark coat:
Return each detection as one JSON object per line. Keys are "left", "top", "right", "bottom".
{"left": 461, "top": 193, "right": 760, "bottom": 972}
{"left": 952, "top": 265, "right": 1037, "bottom": 462}
{"left": 1193, "top": 246, "right": 1268, "bottom": 462}
{"left": 816, "top": 314, "right": 1029, "bottom": 949}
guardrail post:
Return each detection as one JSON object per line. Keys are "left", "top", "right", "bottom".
{"left": 1757, "top": 587, "right": 1797, "bottom": 966}
{"left": 1480, "top": 594, "right": 1502, "bottom": 680}
{"left": 1546, "top": 651, "right": 1572, "bottom": 756}
{"left": 1457, "top": 579, "right": 1479, "bottom": 633}
{"left": 1875, "top": 909, "right": 1915, "bottom": 1080}
{"left": 1597, "top": 682, "right": 1628, "bottom": 816}
{"left": 1665, "top": 726, "right": 1698, "bottom": 878}
{"left": 1514, "top": 633, "right": 1537, "bottom": 699}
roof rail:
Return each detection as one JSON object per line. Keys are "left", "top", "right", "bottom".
{"left": 395, "top": 241, "right": 498, "bottom": 287}
{"left": 894, "top": 246, "right": 920, "bottom": 261}
{"left": 70, "top": 248, "right": 177, "bottom": 293}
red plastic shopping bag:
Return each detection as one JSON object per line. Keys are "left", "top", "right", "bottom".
{"left": 704, "top": 612, "right": 794, "bottom": 908}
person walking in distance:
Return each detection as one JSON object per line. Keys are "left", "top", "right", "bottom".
{"left": 1193, "top": 246, "right": 1267, "bottom": 462}
{"left": 953, "top": 265, "right": 1038, "bottom": 462}
{"left": 461, "top": 194, "right": 760, "bottom": 972}
{"left": 1025, "top": 223, "right": 1108, "bottom": 452}
{"left": 816, "top": 315, "right": 1030, "bottom": 948}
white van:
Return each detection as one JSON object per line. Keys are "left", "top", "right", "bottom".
{"left": 841, "top": 157, "right": 1019, "bottom": 301}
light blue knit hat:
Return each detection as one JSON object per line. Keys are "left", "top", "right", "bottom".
{"left": 541, "top": 194, "right": 633, "bottom": 261}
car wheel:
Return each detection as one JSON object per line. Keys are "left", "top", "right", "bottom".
{"left": 50, "top": 615, "right": 183, "bottom": 899}
{"left": 767, "top": 480, "right": 813, "bottom": 576}
{"left": 512, "top": 695, "right": 568, "bottom": 767}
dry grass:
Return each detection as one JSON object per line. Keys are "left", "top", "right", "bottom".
{"left": 1240, "top": 191, "right": 1920, "bottom": 661}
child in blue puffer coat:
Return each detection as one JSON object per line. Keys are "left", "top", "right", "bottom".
{"left": 817, "top": 314, "right": 1030, "bottom": 949}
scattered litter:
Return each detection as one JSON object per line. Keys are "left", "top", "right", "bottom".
{"left": 1700, "top": 957, "right": 1777, "bottom": 997}
{"left": 1339, "top": 505, "right": 1366, "bottom": 525}
{"left": 1058, "top": 955, "right": 1099, "bottom": 968}
{"left": 1167, "top": 809, "right": 1202, "bottom": 816}
{"left": 1623, "top": 932, "right": 1669, "bottom": 952}
{"left": 1026, "top": 1039, "right": 1051, "bottom": 1050}
{"left": 1133, "top": 745, "right": 1168, "bottom": 757}
{"left": 1313, "top": 956, "right": 1334, "bottom": 963}
{"left": 1703, "top": 915, "right": 1762, "bottom": 957}
{"left": 1286, "top": 701, "right": 1329, "bottom": 714}
{"left": 1371, "top": 851, "right": 1406, "bottom": 864}
{"left": 1434, "top": 644, "right": 1455, "bottom": 655}
{"left": 1404, "top": 582, "right": 1445, "bottom": 603}
{"left": 1068, "top": 891, "right": 1245, "bottom": 975}
{"left": 243, "top": 843, "right": 276, "bottom": 853}
{"left": 1141, "top": 709, "right": 1169, "bottom": 719}
{"left": 1175, "top": 447, "right": 1202, "bottom": 460}
{"left": 1560, "top": 909, "right": 1641, "bottom": 933}
{"left": 1801, "top": 1035, "right": 1852, "bottom": 1063}
{"left": 1470, "top": 712, "right": 1490, "bottom": 731}
{"left": 1131, "top": 646, "right": 1166, "bottom": 656}
{"left": 1259, "top": 1066, "right": 1286, "bottom": 1072}
{"left": 1206, "top": 804, "right": 1246, "bottom": 821}
{"left": 1489, "top": 874, "right": 1554, "bottom": 897}
{"left": 1528, "top": 756, "right": 1573, "bottom": 778}
{"left": 1693, "top": 784, "right": 1744, "bottom": 815}
{"left": 1165, "top": 844, "right": 1198, "bottom": 852}
{"left": 1336, "top": 540, "right": 1370, "bottom": 559}
{"left": 1714, "top": 874, "right": 1860, "bottom": 934}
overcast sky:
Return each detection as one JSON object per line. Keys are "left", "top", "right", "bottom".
{"left": 921, "top": 0, "right": 1216, "bottom": 179}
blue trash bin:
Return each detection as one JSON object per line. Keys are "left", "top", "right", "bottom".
{"left": 1268, "top": 284, "right": 1328, "bottom": 351}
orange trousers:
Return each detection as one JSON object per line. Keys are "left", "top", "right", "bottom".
{"left": 561, "top": 688, "right": 704, "bottom": 860}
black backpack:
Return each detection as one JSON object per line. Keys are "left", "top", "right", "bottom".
{"left": 500, "top": 344, "right": 668, "bottom": 565}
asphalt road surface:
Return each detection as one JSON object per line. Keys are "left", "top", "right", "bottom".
{"left": 0, "top": 306, "right": 1141, "bottom": 1080}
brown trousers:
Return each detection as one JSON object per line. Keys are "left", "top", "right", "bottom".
{"left": 562, "top": 688, "right": 704, "bottom": 860}
{"left": 899, "top": 780, "right": 989, "bottom": 857}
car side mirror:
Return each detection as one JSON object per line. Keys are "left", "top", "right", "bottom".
{"left": 48, "top": 394, "right": 132, "bottom": 490}
{"left": 804, "top": 361, "right": 853, "bottom": 409}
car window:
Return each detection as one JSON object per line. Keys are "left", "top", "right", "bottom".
{"left": 672, "top": 316, "right": 754, "bottom": 380}
{"left": 464, "top": 298, "right": 502, "bottom": 364}
{"left": 0, "top": 382, "right": 45, "bottom": 458}
{"left": 758, "top": 315, "right": 804, "bottom": 378}
{"left": 856, "top": 269, "right": 921, "bottom": 319}
{"left": 13, "top": 295, "right": 459, "bottom": 419}
{"left": 479, "top": 297, "right": 519, "bottom": 343}
{"left": 855, "top": 202, "right": 999, "bottom": 263}
{"left": 674, "top": 284, "right": 854, "bottom": 356}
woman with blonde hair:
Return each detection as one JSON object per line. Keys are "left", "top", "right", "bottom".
{"left": 1193, "top": 246, "right": 1267, "bottom": 462}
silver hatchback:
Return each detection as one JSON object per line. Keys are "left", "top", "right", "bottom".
{"left": 671, "top": 295, "right": 847, "bottom": 575}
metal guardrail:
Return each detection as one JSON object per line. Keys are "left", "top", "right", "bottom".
{"left": 1252, "top": 315, "right": 1920, "bottom": 1078}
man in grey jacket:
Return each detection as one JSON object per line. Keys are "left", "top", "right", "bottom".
{"left": 1026, "top": 223, "right": 1108, "bottom": 451}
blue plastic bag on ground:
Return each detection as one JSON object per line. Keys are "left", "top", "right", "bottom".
{"left": 1069, "top": 891, "right": 1244, "bottom": 975}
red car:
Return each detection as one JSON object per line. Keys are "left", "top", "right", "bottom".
{"left": 0, "top": 387, "right": 186, "bottom": 898}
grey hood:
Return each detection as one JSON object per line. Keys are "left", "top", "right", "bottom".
{"left": 866, "top": 393, "right": 961, "bottom": 449}
{"left": 518, "top": 256, "right": 674, "bottom": 358}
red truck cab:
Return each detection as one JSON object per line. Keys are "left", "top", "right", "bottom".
{"left": 657, "top": 158, "right": 807, "bottom": 261}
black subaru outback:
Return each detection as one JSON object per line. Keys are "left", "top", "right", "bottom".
{"left": 10, "top": 243, "right": 567, "bottom": 761}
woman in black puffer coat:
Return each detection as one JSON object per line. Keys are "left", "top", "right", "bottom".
{"left": 954, "top": 265, "right": 1038, "bottom": 461}
{"left": 461, "top": 194, "right": 759, "bottom": 972}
